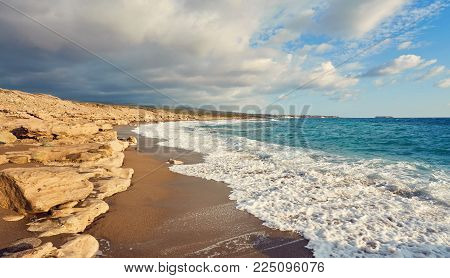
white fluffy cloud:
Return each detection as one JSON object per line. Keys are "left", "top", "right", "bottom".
{"left": 378, "top": 55, "right": 423, "bottom": 75}
{"left": 0, "top": 0, "right": 446, "bottom": 107}
{"left": 365, "top": 55, "right": 438, "bottom": 77}
{"left": 435, "top": 78, "right": 450, "bottom": 89}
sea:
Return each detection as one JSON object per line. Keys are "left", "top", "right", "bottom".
{"left": 134, "top": 118, "right": 450, "bottom": 258}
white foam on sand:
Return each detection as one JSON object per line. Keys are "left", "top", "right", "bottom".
{"left": 134, "top": 121, "right": 450, "bottom": 258}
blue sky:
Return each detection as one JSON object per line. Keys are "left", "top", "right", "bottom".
{"left": 0, "top": 0, "right": 449, "bottom": 117}
{"left": 264, "top": 1, "right": 450, "bottom": 117}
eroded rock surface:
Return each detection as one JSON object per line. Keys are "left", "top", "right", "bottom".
{"left": 56, "top": 234, "right": 99, "bottom": 258}
{"left": 27, "top": 198, "right": 109, "bottom": 237}
{"left": 93, "top": 177, "right": 132, "bottom": 200}
{"left": 0, "top": 167, "right": 94, "bottom": 214}
{"left": 0, "top": 131, "right": 17, "bottom": 144}
{"left": 0, "top": 88, "right": 242, "bottom": 257}
{"left": 0, "top": 235, "right": 99, "bottom": 258}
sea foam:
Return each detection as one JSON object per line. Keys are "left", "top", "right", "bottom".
{"left": 134, "top": 121, "right": 450, "bottom": 258}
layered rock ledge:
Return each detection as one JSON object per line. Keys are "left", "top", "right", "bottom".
{"left": 0, "top": 88, "right": 238, "bottom": 258}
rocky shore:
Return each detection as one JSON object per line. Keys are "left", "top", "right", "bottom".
{"left": 0, "top": 88, "right": 233, "bottom": 258}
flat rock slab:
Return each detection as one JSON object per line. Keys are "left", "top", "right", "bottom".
{"left": 0, "top": 167, "right": 94, "bottom": 214}
{"left": 56, "top": 234, "right": 99, "bottom": 258}
{"left": 94, "top": 177, "right": 132, "bottom": 199}
{"left": 27, "top": 198, "right": 109, "bottom": 237}
{"left": 2, "top": 214, "right": 25, "bottom": 222}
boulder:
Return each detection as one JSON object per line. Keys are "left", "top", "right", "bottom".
{"left": 107, "top": 140, "right": 129, "bottom": 152}
{"left": 27, "top": 198, "right": 109, "bottom": 237}
{"left": 93, "top": 177, "right": 132, "bottom": 199}
{"left": 0, "top": 167, "right": 94, "bottom": 214}
{"left": 28, "top": 142, "right": 124, "bottom": 169}
{"left": 55, "top": 234, "right": 99, "bottom": 258}
{"left": 0, "top": 130, "right": 17, "bottom": 144}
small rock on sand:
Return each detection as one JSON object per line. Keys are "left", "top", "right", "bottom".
{"left": 167, "top": 158, "right": 184, "bottom": 165}
{"left": 127, "top": 136, "right": 138, "bottom": 145}
{"left": 2, "top": 214, "right": 25, "bottom": 222}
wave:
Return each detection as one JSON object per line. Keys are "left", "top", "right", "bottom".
{"left": 134, "top": 121, "right": 450, "bottom": 258}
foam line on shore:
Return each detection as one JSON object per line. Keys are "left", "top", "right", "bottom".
{"left": 135, "top": 121, "right": 450, "bottom": 258}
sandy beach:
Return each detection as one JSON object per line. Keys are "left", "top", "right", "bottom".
{"left": 0, "top": 89, "right": 312, "bottom": 258}
{"left": 0, "top": 126, "right": 312, "bottom": 258}
{"left": 86, "top": 126, "right": 312, "bottom": 258}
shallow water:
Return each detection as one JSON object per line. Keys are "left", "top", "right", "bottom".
{"left": 135, "top": 118, "right": 450, "bottom": 257}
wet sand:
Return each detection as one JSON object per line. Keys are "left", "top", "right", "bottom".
{"left": 87, "top": 126, "right": 313, "bottom": 258}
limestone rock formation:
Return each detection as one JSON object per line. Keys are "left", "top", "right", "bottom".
{"left": 0, "top": 236, "right": 99, "bottom": 258}
{"left": 2, "top": 242, "right": 57, "bottom": 258}
{"left": 93, "top": 177, "right": 132, "bottom": 199}
{"left": 2, "top": 214, "right": 25, "bottom": 222}
{"left": 0, "top": 237, "right": 42, "bottom": 257}
{"left": 0, "top": 167, "right": 94, "bottom": 214}
{"left": 0, "top": 130, "right": 17, "bottom": 144}
{"left": 55, "top": 234, "right": 99, "bottom": 258}
{"left": 5, "top": 152, "right": 30, "bottom": 164}
{"left": 0, "top": 87, "right": 243, "bottom": 257}
{"left": 27, "top": 198, "right": 109, "bottom": 237}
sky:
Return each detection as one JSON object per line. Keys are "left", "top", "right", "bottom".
{"left": 0, "top": 0, "right": 449, "bottom": 117}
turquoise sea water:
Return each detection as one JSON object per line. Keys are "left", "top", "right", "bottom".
{"left": 207, "top": 118, "right": 450, "bottom": 169}
{"left": 137, "top": 118, "right": 450, "bottom": 257}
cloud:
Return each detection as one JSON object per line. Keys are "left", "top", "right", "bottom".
{"left": 397, "top": 41, "right": 412, "bottom": 50}
{"left": 315, "top": 43, "right": 334, "bottom": 53}
{"left": 435, "top": 78, "right": 450, "bottom": 89}
{"left": 417, "top": 59, "right": 437, "bottom": 69}
{"left": 0, "top": 0, "right": 446, "bottom": 107}
{"left": 364, "top": 55, "right": 433, "bottom": 76}
{"left": 307, "top": 61, "right": 359, "bottom": 90}
{"left": 298, "top": 43, "right": 333, "bottom": 55}
{"left": 373, "top": 78, "right": 397, "bottom": 87}
{"left": 374, "top": 79, "right": 385, "bottom": 87}
{"left": 316, "top": 0, "right": 410, "bottom": 38}
{"left": 416, "top": 65, "right": 445, "bottom": 81}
